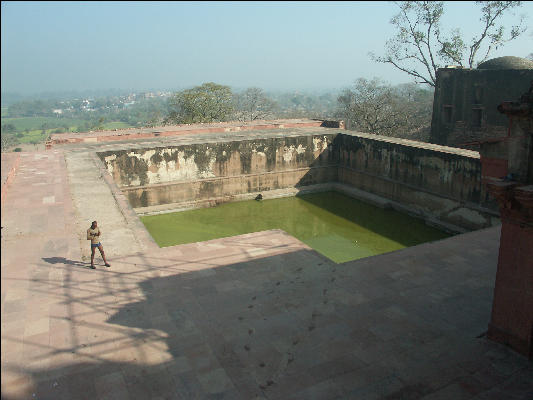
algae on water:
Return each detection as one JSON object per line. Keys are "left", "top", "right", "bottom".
{"left": 141, "top": 191, "right": 450, "bottom": 263}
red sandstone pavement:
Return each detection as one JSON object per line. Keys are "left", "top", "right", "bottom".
{"left": 0, "top": 150, "right": 309, "bottom": 399}
{"left": 1, "top": 149, "right": 532, "bottom": 400}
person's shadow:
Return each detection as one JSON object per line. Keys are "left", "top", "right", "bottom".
{"left": 42, "top": 257, "right": 90, "bottom": 268}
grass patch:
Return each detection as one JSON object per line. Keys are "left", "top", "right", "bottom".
{"left": 101, "top": 121, "right": 132, "bottom": 130}
{"left": 16, "top": 129, "right": 52, "bottom": 144}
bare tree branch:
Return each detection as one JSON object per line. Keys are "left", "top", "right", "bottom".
{"left": 336, "top": 78, "right": 433, "bottom": 137}
{"left": 371, "top": 1, "right": 526, "bottom": 86}
{"left": 233, "top": 88, "right": 276, "bottom": 122}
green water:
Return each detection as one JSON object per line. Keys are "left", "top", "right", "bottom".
{"left": 141, "top": 191, "right": 450, "bottom": 263}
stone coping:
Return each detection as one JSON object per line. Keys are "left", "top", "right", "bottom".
{"left": 341, "top": 131, "right": 480, "bottom": 158}
{"left": 48, "top": 119, "right": 332, "bottom": 147}
{"left": 51, "top": 118, "right": 323, "bottom": 140}
{"left": 55, "top": 127, "right": 338, "bottom": 152}
{"left": 66, "top": 129, "right": 480, "bottom": 163}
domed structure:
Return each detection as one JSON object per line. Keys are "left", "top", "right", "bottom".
{"left": 477, "top": 56, "right": 533, "bottom": 70}
{"left": 432, "top": 55, "right": 533, "bottom": 148}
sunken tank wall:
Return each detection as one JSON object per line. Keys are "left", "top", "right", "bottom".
{"left": 334, "top": 132, "right": 497, "bottom": 230}
{"left": 98, "top": 134, "right": 337, "bottom": 208}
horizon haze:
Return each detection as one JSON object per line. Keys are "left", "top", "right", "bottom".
{"left": 2, "top": 1, "right": 532, "bottom": 97}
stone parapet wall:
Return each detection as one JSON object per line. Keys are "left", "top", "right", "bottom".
{"left": 335, "top": 132, "right": 497, "bottom": 230}
{"left": 335, "top": 132, "right": 484, "bottom": 203}
{"left": 98, "top": 134, "right": 337, "bottom": 208}
{"left": 98, "top": 131, "right": 499, "bottom": 231}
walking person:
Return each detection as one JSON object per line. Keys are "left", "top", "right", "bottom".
{"left": 87, "top": 221, "right": 111, "bottom": 269}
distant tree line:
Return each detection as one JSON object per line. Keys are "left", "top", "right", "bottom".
{"left": 163, "top": 80, "right": 434, "bottom": 140}
{"left": 2, "top": 80, "right": 436, "bottom": 151}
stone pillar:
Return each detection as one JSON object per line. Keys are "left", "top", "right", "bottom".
{"left": 484, "top": 82, "right": 533, "bottom": 359}
{"left": 486, "top": 182, "right": 533, "bottom": 359}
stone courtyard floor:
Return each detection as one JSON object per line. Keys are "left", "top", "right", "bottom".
{"left": 1, "top": 149, "right": 532, "bottom": 399}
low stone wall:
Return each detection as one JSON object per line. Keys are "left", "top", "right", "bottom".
{"left": 98, "top": 134, "right": 337, "bottom": 208}
{"left": 98, "top": 131, "right": 499, "bottom": 231}
{"left": 48, "top": 119, "right": 328, "bottom": 147}
{"left": 334, "top": 132, "right": 497, "bottom": 230}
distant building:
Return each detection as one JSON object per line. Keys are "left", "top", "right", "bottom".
{"left": 52, "top": 109, "right": 63, "bottom": 115}
{"left": 430, "top": 56, "right": 533, "bottom": 149}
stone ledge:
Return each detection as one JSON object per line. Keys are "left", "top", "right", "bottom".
{"left": 342, "top": 131, "right": 480, "bottom": 158}
{"left": 49, "top": 118, "right": 335, "bottom": 147}
{"left": 134, "top": 183, "right": 336, "bottom": 216}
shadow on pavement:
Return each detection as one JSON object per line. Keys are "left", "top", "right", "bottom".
{"left": 42, "top": 257, "right": 91, "bottom": 269}
{"left": 2, "top": 246, "right": 531, "bottom": 400}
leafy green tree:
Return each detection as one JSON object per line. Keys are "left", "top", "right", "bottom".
{"left": 371, "top": 1, "right": 526, "bottom": 86}
{"left": 1, "top": 123, "right": 17, "bottom": 134}
{"left": 8, "top": 99, "right": 54, "bottom": 117}
{"left": 164, "top": 82, "right": 234, "bottom": 124}
{"left": 148, "top": 110, "right": 163, "bottom": 127}
{"left": 97, "top": 117, "right": 105, "bottom": 130}
{"left": 1, "top": 133, "right": 18, "bottom": 151}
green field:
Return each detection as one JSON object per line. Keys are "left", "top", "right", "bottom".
{"left": 2, "top": 117, "right": 133, "bottom": 132}
{"left": 101, "top": 121, "right": 132, "bottom": 130}
{"left": 1, "top": 116, "right": 134, "bottom": 148}
{"left": 15, "top": 130, "right": 51, "bottom": 144}
{"left": 1, "top": 116, "right": 87, "bottom": 131}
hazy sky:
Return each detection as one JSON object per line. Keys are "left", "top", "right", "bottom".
{"left": 2, "top": 1, "right": 532, "bottom": 94}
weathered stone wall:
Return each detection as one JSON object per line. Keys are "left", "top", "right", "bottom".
{"left": 98, "top": 131, "right": 499, "bottom": 231}
{"left": 98, "top": 134, "right": 337, "bottom": 208}
{"left": 334, "top": 132, "right": 497, "bottom": 230}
